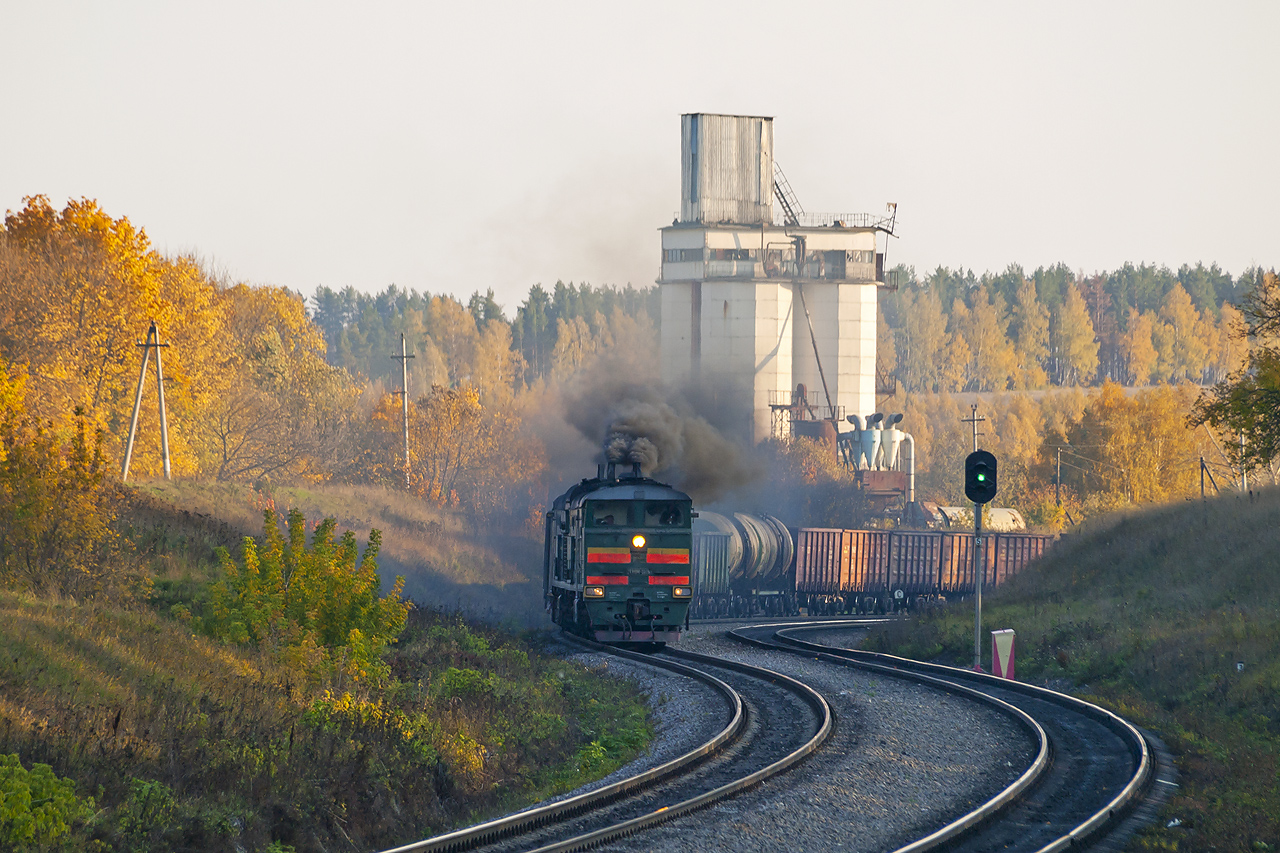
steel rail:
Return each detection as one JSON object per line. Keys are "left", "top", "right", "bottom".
{"left": 519, "top": 645, "right": 833, "bottom": 853}
{"left": 767, "top": 620, "right": 1153, "bottom": 853}
{"left": 378, "top": 637, "right": 744, "bottom": 853}
{"left": 727, "top": 622, "right": 1050, "bottom": 852}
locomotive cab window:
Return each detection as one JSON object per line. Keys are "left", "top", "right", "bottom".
{"left": 589, "top": 501, "right": 630, "bottom": 526}
{"left": 643, "top": 501, "right": 686, "bottom": 526}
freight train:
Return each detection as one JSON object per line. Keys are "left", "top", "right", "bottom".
{"left": 688, "top": 515, "right": 1054, "bottom": 618}
{"left": 544, "top": 462, "right": 694, "bottom": 643}
{"left": 786, "top": 527, "right": 1053, "bottom": 615}
{"left": 544, "top": 467, "right": 1055, "bottom": 640}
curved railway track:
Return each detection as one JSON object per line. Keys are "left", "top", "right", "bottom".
{"left": 380, "top": 636, "right": 832, "bottom": 853}
{"left": 731, "top": 619, "right": 1169, "bottom": 852}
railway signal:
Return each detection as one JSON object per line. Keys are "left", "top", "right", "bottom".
{"left": 964, "top": 450, "right": 998, "bottom": 671}
{"left": 964, "top": 450, "right": 998, "bottom": 504}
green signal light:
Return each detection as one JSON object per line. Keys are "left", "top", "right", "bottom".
{"left": 977, "top": 473, "right": 985, "bottom": 481}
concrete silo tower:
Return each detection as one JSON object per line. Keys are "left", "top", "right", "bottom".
{"left": 659, "top": 113, "right": 897, "bottom": 442}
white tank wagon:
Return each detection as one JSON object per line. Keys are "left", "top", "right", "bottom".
{"left": 690, "top": 510, "right": 795, "bottom": 618}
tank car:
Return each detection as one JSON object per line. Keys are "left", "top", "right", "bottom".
{"left": 544, "top": 462, "right": 693, "bottom": 643}
{"left": 690, "top": 511, "right": 795, "bottom": 617}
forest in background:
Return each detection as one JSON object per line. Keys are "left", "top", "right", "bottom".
{"left": 4, "top": 194, "right": 1277, "bottom": 539}
{"left": 879, "top": 261, "right": 1258, "bottom": 392}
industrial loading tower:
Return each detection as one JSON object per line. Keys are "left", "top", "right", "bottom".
{"left": 658, "top": 113, "right": 897, "bottom": 443}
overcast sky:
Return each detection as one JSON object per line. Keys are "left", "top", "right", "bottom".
{"left": 3, "top": 2, "right": 1276, "bottom": 311}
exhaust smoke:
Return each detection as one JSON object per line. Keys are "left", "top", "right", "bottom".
{"left": 566, "top": 378, "right": 760, "bottom": 501}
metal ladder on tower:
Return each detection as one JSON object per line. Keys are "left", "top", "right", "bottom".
{"left": 773, "top": 163, "right": 804, "bottom": 226}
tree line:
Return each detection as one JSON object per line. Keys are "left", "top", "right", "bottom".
{"left": 3, "top": 194, "right": 1277, "bottom": 535}
{"left": 310, "top": 280, "right": 658, "bottom": 393}
{"left": 880, "top": 262, "right": 1261, "bottom": 393}
{"left": 0, "top": 196, "right": 660, "bottom": 529}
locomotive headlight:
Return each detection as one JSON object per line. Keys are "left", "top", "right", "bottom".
{"left": 673, "top": 587, "right": 691, "bottom": 597}
{"left": 584, "top": 586, "right": 605, "bottom": 598}
{"left": 631, "top": 534, "right": 646, "bottom": 549}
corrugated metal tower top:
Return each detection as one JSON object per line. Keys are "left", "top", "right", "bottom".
{"left": 680, "top": 114, "right": 774, "bottom": 225}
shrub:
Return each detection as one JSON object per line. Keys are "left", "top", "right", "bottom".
{"left": 0, "top": 753, "right": 95, "bottom": 851}
{"left": 201, "top": 509, "right": 409, "bottom": 688}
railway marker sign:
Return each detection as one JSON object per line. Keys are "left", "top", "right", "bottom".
{"left": 992, "top": 629, "right": 1016, "bottom": 679}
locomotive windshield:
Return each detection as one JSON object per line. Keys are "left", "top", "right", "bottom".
{"left": 589, "top": 501, "right": 629, "bottom": 526}
{"left": 643, "top": 501, "right": 686, "bottom": 527}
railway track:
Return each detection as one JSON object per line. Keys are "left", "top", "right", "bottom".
{"left": 379, "top": 636, "right": 832, "bottom": 853}
{"left": 731, "top": 619, "right": 1172, "bottom": 852}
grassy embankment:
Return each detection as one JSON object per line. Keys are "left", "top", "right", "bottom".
{"left": 134, "top": 479, "right": 545, "bottom": 625}
{"left": 0, "top": 482, "right": 650, "bottom": 852}
{"left": 864, "top": 487, "right": 1280, "bottom": 850}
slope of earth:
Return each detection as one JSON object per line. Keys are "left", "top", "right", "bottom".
{"left": 133, "top": 479, "right": 544, "bottom": 625}
{"left": 865, "top": 486, "right": 1280, "bottom": 851}
{"left": 0, "top": 485, "right": 651, "bottom": 852}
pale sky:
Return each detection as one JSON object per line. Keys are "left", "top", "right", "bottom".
{"left": 3, "top": 2, "right": 1276, "bottom": 312}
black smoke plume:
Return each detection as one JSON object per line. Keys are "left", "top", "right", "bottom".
{"left": 564, "top": 375, "right": 760, "bottom": 502}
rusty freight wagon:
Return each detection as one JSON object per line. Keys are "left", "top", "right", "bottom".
{"left": 789, "top": 527, "right": 1056, "bottom": 614}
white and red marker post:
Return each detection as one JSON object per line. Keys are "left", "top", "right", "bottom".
{"left": 991, "top": 629, "right": 1016, "bottom": 680}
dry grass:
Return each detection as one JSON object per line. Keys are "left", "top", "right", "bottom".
{"left": 0, "top": 590, "right": 651, "bottom": 852}
{"left": 132, "top": 479, "right": 543, "bottom": 624}
{"left": 865, "top": 486, "right": 1280, "bottom": 850}
{"left": 0, "top": 484, "right": 652, "bottom": 852}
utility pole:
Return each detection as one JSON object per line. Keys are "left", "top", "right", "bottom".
{"left": 121, "top": 320, "right": 172, "bottom": 483}
{"left": 973, "top": 498, "right": 983, "bottom": 670}
{"left": 960, "top": 404, "right": 986, "bottom": 452}
{"left": 1240, "top": 431, "right": 1248, "bottom": 492}
{"left": 1055, "top": 447, "right": 1062, "bottom": 508}
{"left": 392, "top": 334, "right": 415, "bottom": 488}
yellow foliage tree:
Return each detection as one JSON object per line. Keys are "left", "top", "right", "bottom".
{"left": 1, "top": 196, "right": 229, "bottom": 476}
{"left": 201, "top": 284, "right": 355, "bottom": 481}
{"left": 1156, "top": 284, "right": 1210, "bottom": 382}
{"left": 1120, "top": 308, "right": 1159, "bottom": 385}
{"left": 370, "top": 385, "right": 545, "bottom": 519}
{"left": 951, "top": 286, "right": 1018, "bottom": 392}
{"left": 0, "top": 362, "right": 132, "bottom": 598}
{"left": 1063, "top": 381, "right": 1199, "bottom": 504}
{"left": 2, "top": 196, "right": 354, "bottom": 483}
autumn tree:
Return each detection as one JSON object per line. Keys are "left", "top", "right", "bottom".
{"left": 201, "top": 285, "right": 355, "bottom": 481}
{"left": 1050, "top": 284, "right": 1099, "bottom": 385}
{"left": 0, "top": 363, "right": 133, "bottom": 599}
{"left": 1119, "top": 308, "right": 1158, "bottom": 385}
{"left": 368, "top": 385, "right": 545, "bottom": 520}
{"left": 1155, "top": 284, "right": 1210, "bottom": 382}
{"left": 0, "top": 196, "right": 229, "bottom": 476}
{"left": 1194, "top": 271, "right": 1280, "bottom": 470}
{"left": 894, "top": 288, "right": 950, "bottom": 392}
{"left": 1008, "top": 278, "right": 1050, "bottom": 388}
{"left": 951, "top": 285, "right": 1017, "bottom": 392}
{"left": 472, "top": 319, "right": 525, "bottom": 404}
{"left": 1206, "top": 303, "right": 1249, "bottom": 384}
{"left": 1058, "top": 382, "right": 1199, "bottom": 504}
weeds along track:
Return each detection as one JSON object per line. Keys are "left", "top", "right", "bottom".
{"left": 736, "top": 620, "right": 1162, "bottom": 853}
{"left": 380, "top": 635, "right": 832, "bottom": 853}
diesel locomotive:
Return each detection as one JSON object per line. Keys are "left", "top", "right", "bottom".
{"left": 544, "top": 462, "right": 693, "bottom": 643}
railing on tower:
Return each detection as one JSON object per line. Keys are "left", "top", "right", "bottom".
{"left": 768, "top": 387, "right": 845, "bottom": 440}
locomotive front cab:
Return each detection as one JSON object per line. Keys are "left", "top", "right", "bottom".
{"left": 545, "top": 469, "right": 693, "bottom": 643}
{"left": 584, "top": 495, "right": 692, "bottom": 642}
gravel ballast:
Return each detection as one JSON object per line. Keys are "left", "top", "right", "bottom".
{"left": 571, "top": 625, "right": 1037, "bottom": 853}
{"left": 531, "top": 634, "right": 733, "bottom": 806}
